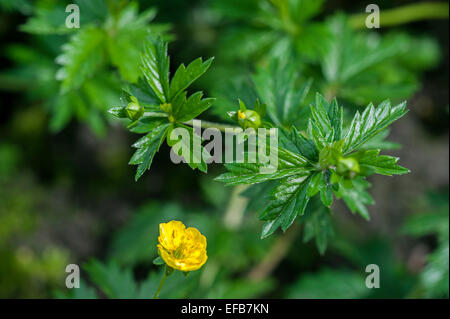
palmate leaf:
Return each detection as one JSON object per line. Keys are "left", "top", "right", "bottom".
{"left": 110, "top": 37, "right": 215, "bottom": 179}
{"left": 343, "top": 100, "right": 408, "bottom": 154}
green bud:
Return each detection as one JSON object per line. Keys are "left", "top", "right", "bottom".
{"left": 238, "top": 109, "right": 261, "bottom": 129}
{"left": 126, "top": 96, "right": 144, "bottom": 121}
{"left": 336, "top": 156, "right": 360, "bottom": 179}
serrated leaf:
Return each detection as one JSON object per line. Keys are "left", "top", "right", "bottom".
{"left": 307, "top": 172, "right": 322, "bottom": 197}
{"left": 124, "top": 79, "right": 161, "bottom": 109}
{"left": 319, "top": 171, "right": 333, "bottom": 207}
{"left": 107, "top": 5, "right": 156, "bottom": 83}
{"left": 259, "top": 175, "right": 311, "bottom": 237}
{"left": 141, "top": 37, "right": 170, "bottom": 103}
{"left": 171, "top": 91, "right": 215, "bottom": 122}
{"left": 335, "top": 177, "right": 374, "bottom": 220}
{"left": 169, "top": 57, "right": 214, "bottom": 100}
{"left": 289, "top": 127, "right": 319, "bottom": 161}
{"left": 310, "top": 93, "right": 344, "bottom": 144}
{"left": 130, "top": 117, "right": 168, "bottom": 134}
{"left": 302, "top": 204, "right": 334, "bottom": 254}
{"left": 129, "top": 123, "right": 170, "bottom": 180}
{"left": 83, "top": 260, "right": 136, "bottom": 299}
{"left": 215, "top": 146, "right": 310, "bottom": 186}
{"left": 167, "top": 124, "right": 210, "bottom": 173}
{"left": 354, "top": 149, "right": 409, "bottom": 176}
{"left": 56, "top": 27, "right": 105, "bottom": 92}
{"left": 343, "top": 100, "right": 407, "bottom": 154}
{"left": 253, "top": 58, "right": 310, "bottom": 126}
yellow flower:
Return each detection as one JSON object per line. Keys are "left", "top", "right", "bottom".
{"left": 157, "top": 220, "right": 208, "bottom": 272}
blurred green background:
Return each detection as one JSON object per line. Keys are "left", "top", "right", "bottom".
{"left": 0, "top": 0, "right": 448, "bottom": 298}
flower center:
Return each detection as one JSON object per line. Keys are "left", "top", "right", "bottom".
{"left": 173, "top": 245, "right": 185, "bottom": 259}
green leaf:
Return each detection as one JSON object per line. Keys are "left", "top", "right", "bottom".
{"left": 83, "top": 260, "right": 136, "bottom": 299}
{"left": 302, "top": 203, "right": 334, "bottom": 254}
{"left": 215, "top": 146, "right": 310, "bottom": 186}
{"left": 20, "top": 5, "right": 73, "bottom": 35}
{"left": 321, "top": 15, "right": 405, "bottom": 84}
{"left": 253, "top": 58, "right": 311, "bottom": 126}
{"left": 169, "top": 57, "right": 214, "bottom": 100}
{"left": 319, "top": 171, "right": 333, "bottom": 207}
{"left": 141, "top": 37, "right": 170, "bottom": 103}
{"left": 108, "top": 106, "right": 128, "bottom": 118}
{"left": 358, "top": 129, "right": 400, "bottom": 151}
{"left": 56, "top": 27, "right": 105, "bottom": 92}
{"left": 310, "top": 93, "right": 343, "bottom": 143}
{"left": 153, "top": 256, "right": 165, "bottom": 265}
{"left": 354, "top": 149, "right": 409, "bottom": 176}
{"left": 171, "top": 91, "right": 215, "bottom": 122}
{"left": 343, "top": 100, "right": 408, "bottom": 154}
{"left": 123, "top": 79, "right": 161, "bottom": 109}
{"left": 259, "top": 174, "right": 311, "bottom": 237}
{"left": 167, "top": 124, "right": 210, "bottom": 173}
{"left": 335, "top": 177, "right": 374, "bottom": 220}
{"left": 288, "top": 127, "right": 319, "bottom": 161}
{"left": 129, "top": 122, "right": 170, "bottom": 180}
{"left": 107, "top": 5, "right": 157, "bottom": 83}
{"left": 402, "top": 212, "right": 449, "bottom": 238}
{"left": 307, "top": 172, "right": 322, "bottom": 197}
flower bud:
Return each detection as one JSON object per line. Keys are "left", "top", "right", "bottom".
{"left": 125, "top": 96, "right": 144, "bottom": 121}
{"left": 337, "top": 156, "right": 360, "bottom": 179}
{"left": 238, "top": 109, "right": 261, "bottom": 129}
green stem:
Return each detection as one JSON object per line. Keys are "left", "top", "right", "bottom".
{"left": 142, "top": 112, "right": 238, "bottom": 132}
{"left": 142, "top": 113, "right": 276, "bottom": 134}
{"left": 350, "top": 2, "right": 449, "bottom": 29}
{"left": 183, "top": 119, "right": 240, "bottom": 132}
{"left": 153, "top": 269, "right": 168, "bottom": 299}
